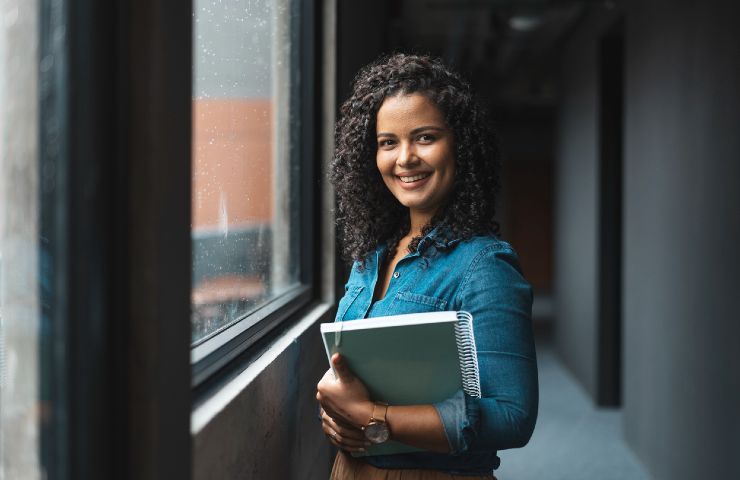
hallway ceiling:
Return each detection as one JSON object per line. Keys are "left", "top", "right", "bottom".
{"left": 391, "top": 0, "right": 617, "bottom": 108}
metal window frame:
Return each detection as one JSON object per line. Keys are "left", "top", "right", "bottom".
{"left": 40, "top": 0, "right": 193, "bottom": 478}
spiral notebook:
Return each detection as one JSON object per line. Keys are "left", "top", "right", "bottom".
{"left": 320, "top": 310, "right": 480, "bottom": 456}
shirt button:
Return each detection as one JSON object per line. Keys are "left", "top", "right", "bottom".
{"left": 393, "top": 271, "right": 400, "bottom": 279}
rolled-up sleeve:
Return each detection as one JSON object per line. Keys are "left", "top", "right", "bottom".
{"left": 433, "top": 389, "right": 480, "bottom": 454}
{"left": 435, "top": 244, "right": 538, "bottom": 454}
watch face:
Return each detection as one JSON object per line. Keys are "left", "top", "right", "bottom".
{"left": 364, "top": 421, "right": 390, "bottom": 444}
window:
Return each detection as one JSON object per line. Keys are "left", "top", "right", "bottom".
{"left": 190, "top": 0, "right": 316, "bottom": 384}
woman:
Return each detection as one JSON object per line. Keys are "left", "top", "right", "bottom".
{"left": 316, "top": 53, "right": 538, "bottom": 479}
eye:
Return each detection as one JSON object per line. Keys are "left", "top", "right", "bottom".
{"left": 378, "top": 138, "right": 396, "bottom": 148}
{"left": 417, "top": 133, "right": 436, "bottom": 143}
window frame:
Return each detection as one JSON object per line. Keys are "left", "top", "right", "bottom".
{"left": 39, "top": 0, "right": 194, "bottom": 478}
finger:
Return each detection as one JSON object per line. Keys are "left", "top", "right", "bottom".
{"left": 316, "top": 369, "right": 335, "bottom": 391}
{"left": 332, "top": 415, "right": 364, "bottom": 431}
{"left": 322, "top": 404, "right": 365, "bottom": 431}
{"left": 322, "top": 414, "right": 368, "bottom": 447}
{"left": 319, "top": 403, "right": 359, "bottom": 431}
{"left": 327, "top": 431, "right": 367, "bottom": 452}
{"left": 332, "top": 430, "right": 369, "bottom": 449}
{"left": 331, "top": 353, "right": 354, "bottom": 383}
{"left": 322, "top": 412, "right": 367, "bottom": 442}
{"left": 328, "top": 435, "right": 365, "bottom": 453}
{"left": 319, "top": 402, "right": 339, "bottom": 421}
{"left": 322, "top": 423, "right": 367, "bottom": 452}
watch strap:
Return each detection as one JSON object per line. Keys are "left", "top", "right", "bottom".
{"left": 372, "top": 402, "right": 389, "bottom": 424}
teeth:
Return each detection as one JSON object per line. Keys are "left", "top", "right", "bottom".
{"left": 399, "top": 173, "right": 431, "bottom": 183}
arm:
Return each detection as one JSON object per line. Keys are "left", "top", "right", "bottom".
{"left": 316, "top": 353, "right": 450, "bottom": 453}
{"left": 435, "top": 245, "right": 538, "bottom": 453}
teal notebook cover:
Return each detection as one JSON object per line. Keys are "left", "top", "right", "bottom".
{"left": 320, "top": 311, "right": 480, "bottom": 457}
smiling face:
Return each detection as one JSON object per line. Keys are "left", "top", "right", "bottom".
{"left": 375, "top": 93, "right": 456, "bottom": 225}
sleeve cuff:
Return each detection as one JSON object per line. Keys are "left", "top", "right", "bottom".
{"left": 433, "top": 389, "right": 481, "bottom": 454}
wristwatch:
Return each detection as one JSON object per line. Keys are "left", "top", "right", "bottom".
{"left": 363, "top": 402, "right": 390, "bottom": 444}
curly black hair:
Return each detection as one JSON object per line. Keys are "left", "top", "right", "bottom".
{"left": 330, "top": 53, "right": 501, "bottom": 263}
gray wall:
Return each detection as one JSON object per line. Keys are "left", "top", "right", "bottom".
{"left": 622, "top": 1, "right": 740, "bottom": 478}
{"left": 193, "top": 312, "right": 334, "bottom": 479}
{"left": 556, "top": 1, "right": 740, "bottom": 478}
{"left": 554, "top": 9, "right": 619, "bottom": 399}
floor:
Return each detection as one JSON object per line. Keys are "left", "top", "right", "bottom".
{"left": 495, "top": 339, "right": 652, "bottom": 480}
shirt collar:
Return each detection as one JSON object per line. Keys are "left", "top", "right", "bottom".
{"left": 416, "top": 224, "right": 462, "bottom": 253}
{"left": 372, "top": 224, "right": 463, "bottom": 262}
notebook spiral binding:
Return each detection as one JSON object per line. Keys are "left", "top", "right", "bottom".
{"left": 455, "top": 311, "right": 481, "bottom": 398}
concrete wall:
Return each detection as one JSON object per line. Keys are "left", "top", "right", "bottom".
{"left": 622, "top": 1, "right": 740, "bottom": 478}
{"left": 554, "top": 9, "right": 619, "bottom": 399}
{"left": 0, "top": 0, "right": 41, "bottom": 477}
{"left": 191, "top": 1, "right": 339, "bottom": 477}
{"left": 192, "top": 308, "right": 335, "bottom": 480}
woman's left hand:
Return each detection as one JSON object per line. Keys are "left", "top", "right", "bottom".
{"left": 320, "top": 408, "right": 370, "bottom": 453}
{"left": 316, "top": 353, "right": 374, "bottom": 431}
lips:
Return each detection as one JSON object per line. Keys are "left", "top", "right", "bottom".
{"left": 397, "top": 172, "right": 432, "bottom": 183}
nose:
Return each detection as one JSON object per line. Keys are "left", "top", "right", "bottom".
{"left": 396, "top": 141, "right": 419, "bottom": 167}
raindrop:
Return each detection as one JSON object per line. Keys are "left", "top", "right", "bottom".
{"left": 218, "top": 191, "right": 229, "bottom": 239}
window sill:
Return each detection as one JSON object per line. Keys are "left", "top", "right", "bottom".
{"left": 191, "top": 301, "right": 333, "bottom": 435}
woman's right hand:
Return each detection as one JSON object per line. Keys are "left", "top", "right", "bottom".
{"left": 320, "top": 407, "right": 371, "bottom": 453}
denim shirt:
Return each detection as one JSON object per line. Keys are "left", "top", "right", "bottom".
{"left": 335, "top": 226, "right": 538, "bottom": 475}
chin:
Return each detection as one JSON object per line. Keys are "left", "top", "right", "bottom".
{"left": 400, "top": 199, "right": 435, "bottom": 212}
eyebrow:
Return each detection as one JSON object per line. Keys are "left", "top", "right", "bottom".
{"left": 376, "top": 125, "right": 446, "bottom": 137}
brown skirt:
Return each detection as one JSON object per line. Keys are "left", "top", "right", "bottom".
{"left": 330, "top": 451, "right": 497, "bottom": 480}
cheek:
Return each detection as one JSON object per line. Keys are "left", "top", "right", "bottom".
{"left": 440, "top": 162, "right": 456, "bottom": 193}
{"left": 376, "top": 155, "right": 393, "bottom": 177}
{"left": 438, "top": 153, "right": 455, "bottom": 179}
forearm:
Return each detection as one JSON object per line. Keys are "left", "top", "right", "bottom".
{"left": 316, "top": 355, "right": 452, "bottom": 454}
{"left": 333, "top": 399, "right": 450, "bottom": 453}
{"left": 386, "top": 404, "right": 450, "bottom": 453}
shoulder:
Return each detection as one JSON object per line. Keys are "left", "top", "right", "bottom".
{"left": 450, "top": 236, "right": 529, "bottom": 299}
{"left": 452, "top": 235, "right": 522, "bottom": 271}
{"left": 342, "top": 243, "right": 384, "bottom": 291}
{"left": 347, "top": 243, "right": 384, "bottom": 274}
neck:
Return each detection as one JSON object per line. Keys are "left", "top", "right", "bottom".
{"left": 408, "top": 209, "right": 436, "bottom": 237}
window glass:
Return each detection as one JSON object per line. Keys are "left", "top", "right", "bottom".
{"left": 191, "top": 0, "right": 301, "bottom": 344}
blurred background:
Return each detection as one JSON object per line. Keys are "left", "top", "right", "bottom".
{"left": 337, "top": 2, "right": 740, "bottom": 477}
{"left": 1, "top": 0, "right": 738, "bottom": 479}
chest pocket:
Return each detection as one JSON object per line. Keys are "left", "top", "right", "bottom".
{"left": 389, "top": 291, "right": 448, "bottom": 315}
{"left": 336, "top": 285, "right": 364, "bottom": 321}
